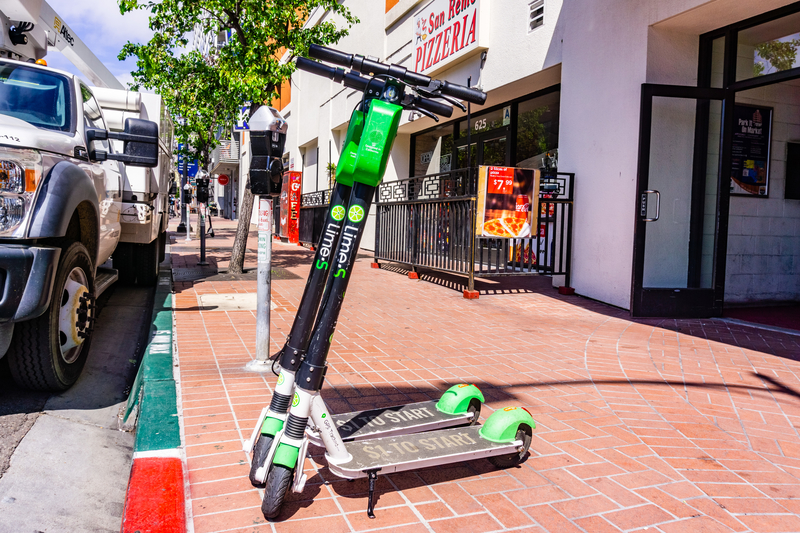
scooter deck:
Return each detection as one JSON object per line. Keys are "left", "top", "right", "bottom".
{"left": 327, "top": 425, "right": 520, "bottom": 478}
{"left": 332, "top": 400, "right": 473, "bottom": 441}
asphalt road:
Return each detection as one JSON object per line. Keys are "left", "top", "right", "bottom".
{"left": 0, "top": 283, "right": 154, "bottom": 533}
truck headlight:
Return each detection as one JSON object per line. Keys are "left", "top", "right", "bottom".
{"left": 0, "top": 148, "right": 42, "bottom": 236}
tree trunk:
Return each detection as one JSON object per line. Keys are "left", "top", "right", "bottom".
{"left": 228, "top": 177, "right": 255, "bottom": 274}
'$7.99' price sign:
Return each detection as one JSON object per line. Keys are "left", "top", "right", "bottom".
{"left": 487, "top": 166, "right": 514, "bottom": 194}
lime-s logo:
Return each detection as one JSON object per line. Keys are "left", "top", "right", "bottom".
{"left": 277, "top": 373, "right": 285, "bottom": 385}
{"left": 348, "top": 205, "right": 365, "bottom": 223}
{"left": 335, "top": 269, "right": 346, "bottom": 278}
{"left": 316, "top": 260, "right": 329, "bottom": 270}
{"left": 331, "top": 205, "right": 346, "bottom": 221}
{"left": 292, "top": 393, "right": 300, "bottom": 407}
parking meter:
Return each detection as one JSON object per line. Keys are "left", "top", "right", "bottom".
{"left": 248, "top": 106, "right": 287, "bottom": 196}
{"left": 182, "top": 182, "right": 192, "bottom": 204}
{"left": 196, "top": 171, "right": 210, "bottom": 204}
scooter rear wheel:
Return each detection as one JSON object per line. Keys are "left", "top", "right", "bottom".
{"left": 249, "top": 433, "right": 274, "bottom": 487}
{"left": 261, "top": 464, "right": 294, "bottom": 519}
{"left": 488, "top": 424, "right": 533, "bottom": 468}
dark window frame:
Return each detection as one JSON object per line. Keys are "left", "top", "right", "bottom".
{"left": 409, "top": 83, "right": 560, "bottom": 177}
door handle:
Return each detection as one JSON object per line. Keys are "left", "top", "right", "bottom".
{"left": 641, "top": 190, "right": 660, "bottom": 222}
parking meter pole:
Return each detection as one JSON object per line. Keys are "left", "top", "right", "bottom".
{"left": 246, "top": 196, "right": 273, "bottom": 372}
{"left": 177, "top": 159, "right": 187, "bottom": 232}
{"left": 198, "top": 204, "right": 208, "bottom": 266}
{"left": 184, "top": 183, "right": 192, "bottom": 242}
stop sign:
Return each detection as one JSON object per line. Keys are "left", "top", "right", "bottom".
{"left": 217, "top": 174, "right": 229, "bottom": 186}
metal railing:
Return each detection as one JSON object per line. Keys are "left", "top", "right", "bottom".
{"left": 374, "top": 169, "right": 574, "bottom": 291}
{"left": 299, "top": 188, "right": 332, "bottom": 246}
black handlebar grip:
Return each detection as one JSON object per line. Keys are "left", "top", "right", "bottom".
{"left": 308, "top": 44, "right": 353, "bottom": 68}
{"left": 416, "top": 97, "right": 453, "bottom": 118}
{"left": 295, "top": 57, "right": 345, "bottom": 83}
{"left": 342, "top": 72, "right": 369, "bottom": 92}
{"left": 440, "top": 80, "right": 487, "bottom": 105}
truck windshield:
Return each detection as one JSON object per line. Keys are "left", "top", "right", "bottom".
{"left": 0, "top": 63, "right": 71, "bottom": 132}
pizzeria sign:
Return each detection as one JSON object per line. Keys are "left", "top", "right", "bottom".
{"left": 414, "top": 0, "right": 484, "bottom": 75}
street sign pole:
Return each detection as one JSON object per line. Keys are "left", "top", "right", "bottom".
{"left": 177, "top": 159, "right": 187, "bottom": 232}
{"left": 246, "top": 196, "right": 273, "bottom": 372}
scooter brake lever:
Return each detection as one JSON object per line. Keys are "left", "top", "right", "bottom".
{"left": 401, "top": 94, "right": 439, "bottom": 122}
{"left": 410, "top": 105, "right": 439, "bottom": 122}
{"left": 416, "top": 89, "right": 466, "bottom": 112}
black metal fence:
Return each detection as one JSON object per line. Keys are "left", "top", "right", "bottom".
{"left": 299, "top": 188, "right": 332, "bottom": 247}
{"left": 374, "top": 169, "right": 574, "bottom": 291}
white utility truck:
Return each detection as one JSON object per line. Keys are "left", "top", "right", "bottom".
{"left": 0, "top": 0, "right": 172, "bottom": 391}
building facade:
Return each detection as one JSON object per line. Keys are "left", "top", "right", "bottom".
{"left": 273, "top": 0, "right": 800, "bottom": 316}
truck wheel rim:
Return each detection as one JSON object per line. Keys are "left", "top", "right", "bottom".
{"left": 58, "top": 268, "right": 91, "bottom": 364}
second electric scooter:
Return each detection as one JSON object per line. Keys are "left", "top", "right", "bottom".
{"left": 257, "top": 48, "right": 536, "bottom": 520}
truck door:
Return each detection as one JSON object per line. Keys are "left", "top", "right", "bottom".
{"left": 80, "top": 84, "right": 122, "bottom": 265}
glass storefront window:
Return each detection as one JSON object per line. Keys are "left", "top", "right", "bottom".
{"left": 737, "top": 11, "right": 800, "bottom": 81}
{"left": 413, "top": 124, "right": 454, "bottom": 176}
{"left": 458, "top": 107, "right": 506, "bottom": 136}
{"left": 515, "top": 91, "right": 559, "bottom": 168}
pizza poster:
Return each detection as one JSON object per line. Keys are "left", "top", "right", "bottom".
{"left": 476, "top": 166, "right": 540, "bottom": 238}
{"left": 730, "top": 104, "right": 771, "bottom": 197}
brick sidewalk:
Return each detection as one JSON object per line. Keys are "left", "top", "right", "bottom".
{"left": 169, "top": 218, "right": 800, "bottom": 533}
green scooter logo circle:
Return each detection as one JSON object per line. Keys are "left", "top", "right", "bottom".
{"left": 292, "top": 393, "right": 299, "bottom": 407}
{"left": 277, "top": 373, "right": 284, "bottom": 385}
{"left": 331, "top": 205, "right": 346, "bottom": 221}
{"left": 348, "top": 205, "right": 365, "bottom": 223}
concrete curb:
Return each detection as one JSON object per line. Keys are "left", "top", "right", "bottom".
{"left": 120, "top": 264, "right": 186, "bottom": 533}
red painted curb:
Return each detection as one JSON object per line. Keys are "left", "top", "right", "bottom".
{"left": 558, "top": 286, "right": 576, "bottom": 295}
{"left": 121, "top": 457, "right": 185, "bottom": 533}
{"left": 463, "top": 290, "right": 480, "bottom": 299}
{"left": 408, "top": 272, "right": 419, "bottom": 279}
{"left": 371, "top": 262, "right": 381, "bottom": 269}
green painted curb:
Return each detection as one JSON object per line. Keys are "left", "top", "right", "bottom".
{"left": 135, "top": 379, "right": 182, "bottom": 452}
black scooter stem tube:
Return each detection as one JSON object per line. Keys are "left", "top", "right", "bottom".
{"left": 278, "top": 182, "right": 352, "bottom": 372}
{"left": 295, "top": 182, "right": 375, "bottom": 391}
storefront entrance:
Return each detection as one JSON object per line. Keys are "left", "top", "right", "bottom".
{"left": 455, "top": 128, "right": 510, "bottom": 168}
{"left": 631, "top": 4, "right": 800, "bottom": 317}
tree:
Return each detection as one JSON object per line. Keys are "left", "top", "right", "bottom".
{"left": 118, "top": 0, "right": 357, "bottom": 273}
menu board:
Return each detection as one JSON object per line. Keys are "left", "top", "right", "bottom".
{"left": 731, "top": 104, "right": 772, "bottom": 197}
{"left": 476, "top": 166, "right": 540, "bottom": 238}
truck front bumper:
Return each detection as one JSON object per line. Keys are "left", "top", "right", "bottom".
{"left": 0, "top": 244, "right": 61, "bottom": 323}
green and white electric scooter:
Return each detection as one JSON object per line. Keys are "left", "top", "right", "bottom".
{"left": 243, "top": 46, "right": 491, "bottom": 484}
{"left": 249, "top": 46, "right": 536, "bottom": 520}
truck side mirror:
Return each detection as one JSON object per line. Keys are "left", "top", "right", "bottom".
{"left": 87, "top": 118, "right": 160, "bottom": 168}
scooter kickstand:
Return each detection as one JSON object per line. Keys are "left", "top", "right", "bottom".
{"left": 366, "top": 469, "right": 380, "bottom": 519}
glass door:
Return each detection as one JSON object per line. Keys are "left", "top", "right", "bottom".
{"left": 455, "top": 128, "right": 510, "bottom": 168}
{"left": 631, "top": 84, "right": 730, "bottom": 317}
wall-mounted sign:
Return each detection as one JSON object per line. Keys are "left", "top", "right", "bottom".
{"left": 235, "top": 104, "right": 251, "bottom": 131}
{"left": 217, "top": 174, "right": 229, "bottom": 186}
{"left": 730, "top": 104, "right": 772, "bottom": 197}
{"left": 414, "top": 0, "right": 483, "bottom": 75}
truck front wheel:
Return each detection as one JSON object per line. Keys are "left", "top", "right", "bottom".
{"left": 7, "top": 242, "right": 96, "bottom": 391}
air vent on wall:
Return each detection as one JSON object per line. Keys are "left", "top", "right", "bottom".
{"left": 529, "top": 0, "right": 544, "bottom": 32}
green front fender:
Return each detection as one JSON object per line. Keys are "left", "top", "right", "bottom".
{"left": 272, "top": 442, "right": 300, "bottom": 469}
{"left": 435, "top": 384, "right": 485, "bottom": 415}
{"left": 260, "top": 416, "right": 284, "bottom": 436}
{"left": 479, "top": 406, "right": 536, "bottom": 443}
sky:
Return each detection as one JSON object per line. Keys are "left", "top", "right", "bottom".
{"left": 44, "top": 0, "right": 154, "bottom": 87}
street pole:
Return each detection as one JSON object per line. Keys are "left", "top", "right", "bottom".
{"left": 246, "top": 196, "right": 273, "bottom": 372}
{"left": 198, "top": 204, "right": 208, "bottom": 266}
{"left": 177, "top": 159, "right": 187, "bottom": 232}
{"left": 183, "top": 183, "right": 192, "bottom": 242}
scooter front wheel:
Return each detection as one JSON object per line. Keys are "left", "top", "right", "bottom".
{"left": 261, "top": 464, "right": 294, "bottom": 519}
{"left": 249, "top": 433, "right": 274, "bottom": 487}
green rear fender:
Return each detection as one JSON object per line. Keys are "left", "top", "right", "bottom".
{"left": 435, "top": 384, "right": 485, "bottom": 415}
{"left": 479, "top": 406, "right": 536, "bottom": 443}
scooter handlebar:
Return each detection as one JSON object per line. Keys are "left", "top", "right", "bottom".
{"left": 415, "top": 97, "right": 454, "bottom": 118}
{"left": 295, "top": 57, "right": 345, "bottom": 83}
{"left": 307, "top": 44, "right": 486, "bottom": 105}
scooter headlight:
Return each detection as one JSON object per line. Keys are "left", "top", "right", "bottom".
{"left": 0, "top": 148, "right": 42, "bottom": 236}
